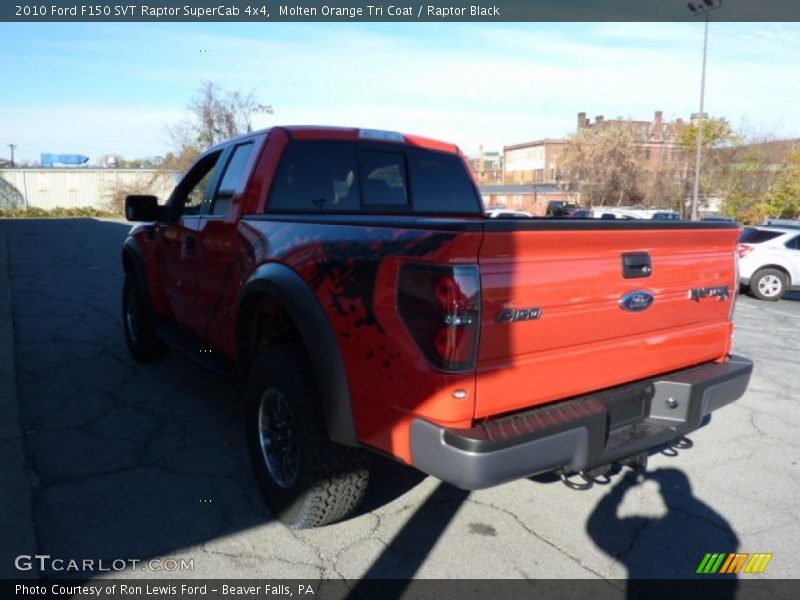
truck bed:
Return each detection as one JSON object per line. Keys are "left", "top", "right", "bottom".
{"left": 256, "top": 214, "right": 739, "bottom": 421}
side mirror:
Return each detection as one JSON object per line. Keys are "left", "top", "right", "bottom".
{"left": 125, "top": 195, "right": 162, "bottom": 222}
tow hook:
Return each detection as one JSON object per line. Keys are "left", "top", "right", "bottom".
{"left": 558, "top": 463, "right": 613, "bottom": 489}
{"left": 558, "top": 453, "right": 649, "bottom": 489}
{"left": 556, "top": 440, "right": 690, "bottom": 489}
{"left": 619, "top": 452, "right": 648, "bottom": 472}
{"left": 661, "top": 435, "right": 694, "bottom": 456}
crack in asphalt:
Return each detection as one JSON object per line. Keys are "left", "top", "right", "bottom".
{"left": 465, "top": 497, "right": 619, "bottom": 584}
{"left": 200, "top": 546, "right": 325, "bottom": 575}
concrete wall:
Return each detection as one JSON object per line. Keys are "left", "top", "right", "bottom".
{"left": 0, "top": 169, "right": 180, "bottom": 211}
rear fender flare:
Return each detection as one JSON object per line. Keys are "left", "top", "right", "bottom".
{"left": 239, "top": 262, "right": 358, "bottom": 447}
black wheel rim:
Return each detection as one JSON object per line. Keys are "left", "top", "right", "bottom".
{"left": 258, "top": 388, "right": 299, "bottom": 489}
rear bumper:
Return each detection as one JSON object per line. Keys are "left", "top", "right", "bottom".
{"left": 410, "top": 355, "right": 753, "bottom": 490}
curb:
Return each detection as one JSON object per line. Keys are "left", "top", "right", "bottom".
{"left": 0, "top": 223, "right": 39, "bottom": 578}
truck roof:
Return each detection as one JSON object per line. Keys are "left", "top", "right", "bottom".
{"left": 209, "top": 126, "right": 460, "bottom": 155}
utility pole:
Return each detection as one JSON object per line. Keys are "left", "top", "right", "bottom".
{"left": 8, "top": 143, "right": 17, "bottom": 167}
{"left": 687, "top": 0, "right": 722, "bottom": 220}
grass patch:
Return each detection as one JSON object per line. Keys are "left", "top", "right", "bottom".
{"left": 0, "top": 206, "right": 122, "bottom": 219}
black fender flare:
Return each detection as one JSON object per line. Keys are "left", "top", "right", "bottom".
{"left": 121, "top": 236, "right": 154, "bottom": 311}
{"left": 239, "top": 262, "right": 358, "bottom": 447}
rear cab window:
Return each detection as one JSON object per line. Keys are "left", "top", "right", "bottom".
{"left": 266, "top": 140, "right": 481, "bottom": 215}
{"left": 268, "top": 142, "right": 360, "bottom": 212}
{"left": 360, "top": 150, "right": 409, "bottom": 208}
{"left": 409, "top": 149, "right": 481, "bottom": 214}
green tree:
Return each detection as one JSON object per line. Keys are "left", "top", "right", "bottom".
{"left": 674, "top": 117, "right": 737, "bottom": 152}
{"left": 673, "top": 117, "right": 740, "bottom": 219}
{"left": 704, "top": 137, "right": 799, "bottom": 223}
{"left": 756, "top": 149, "right": 800, "bottom": 219}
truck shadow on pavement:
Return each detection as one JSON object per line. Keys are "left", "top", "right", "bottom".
{"left": 6, "top": 219, "right": 271, "bottom": 574}
{"left": 4, "top": 218, "right": 433, "bottom": 578}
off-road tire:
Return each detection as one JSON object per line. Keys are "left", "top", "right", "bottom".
{"left": 122, "top": 272, "right": 166, "bottom": 362}
{"left": 245, "top": 345, "right": 369, "bottom": 529}
{"left": 749, "top": 268, "right": 787, "bottom": 301}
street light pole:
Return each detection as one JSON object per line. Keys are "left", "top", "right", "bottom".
{"left": 691, "top": 13, "right": 709, "bottom": 221}
{"left": 687, "top": 0, "right": 722, "bottom": 220}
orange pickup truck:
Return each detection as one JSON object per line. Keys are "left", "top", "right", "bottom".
{"left": 122, "top": 126, "right": 752, "bottom": 528}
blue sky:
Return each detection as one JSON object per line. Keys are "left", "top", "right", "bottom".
{"left": 2, "top": 22, "right": 800, "bottom": 163}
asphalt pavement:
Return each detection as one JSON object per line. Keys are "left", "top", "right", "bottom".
{"left": 1, "top": 218, "right": 798, "bottom": 586}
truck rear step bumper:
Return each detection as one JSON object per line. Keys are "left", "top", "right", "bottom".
{"left": 410, "top": 355, "right": 753, "bottom": 490}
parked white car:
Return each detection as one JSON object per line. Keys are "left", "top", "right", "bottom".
{"left": 485, "top": 208, "right": 532, "bottom": 219}
{"left": 738, "top": 225, "right": 800, "bottom": 300}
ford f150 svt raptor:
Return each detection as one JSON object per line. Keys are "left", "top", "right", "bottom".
{"left": 122, "top": 126, "right": 753, "bottom": 528}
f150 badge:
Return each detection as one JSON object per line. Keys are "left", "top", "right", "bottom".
{"left": 619, "top": 290, "right": 655, "bottom": 312}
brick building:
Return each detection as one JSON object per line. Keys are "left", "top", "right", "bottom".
{"left": 480, "top": 110, "right": 701, "bottom": 207}
{"left": 577, "top": 110, "right": 684, "bottom": 168}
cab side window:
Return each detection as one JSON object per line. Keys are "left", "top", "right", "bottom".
{"left": 208, "top": 142, "right": 254, "bottom": 216}
{"left": 170, "top": 151, "right": 222, "bottom": 218}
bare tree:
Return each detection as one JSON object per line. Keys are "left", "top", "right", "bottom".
{"left": 645, "top": 164, "right": 687, "bottom": 213}
{"left": 560, "top": 124, "right": 641, "bottom": 206}
{"left": 164, "top": 82, "right": 273, "bottom": 171}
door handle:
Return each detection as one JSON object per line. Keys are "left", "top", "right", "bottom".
{"left": 184, "top": 235, "right": 196, "bottom": 254}
{"left": 622, "top": 252, "right": 652, "bottom": 278}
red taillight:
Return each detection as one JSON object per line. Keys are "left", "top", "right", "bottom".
{"left": 398, "top": 264, "right": 481, "bottom": 372}
{"left": 737, "top": 244, "right": 754, "bottom": 258}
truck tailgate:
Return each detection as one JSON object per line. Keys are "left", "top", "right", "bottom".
{"left": 475, "top": 223, "right": 739, "bottom": 419}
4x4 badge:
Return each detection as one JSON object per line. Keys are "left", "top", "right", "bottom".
{"left": 689, "top": 285, "right": 729, "bottom": 301}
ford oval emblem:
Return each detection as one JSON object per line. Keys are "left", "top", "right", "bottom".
{"left": 619, "top": 290, "right": 655, "bottom": 312}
